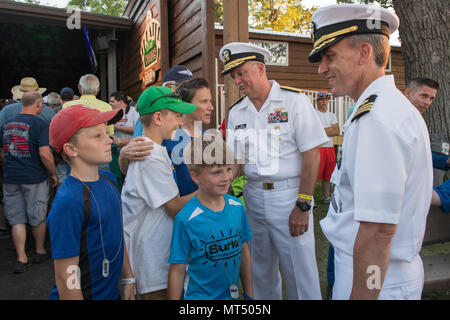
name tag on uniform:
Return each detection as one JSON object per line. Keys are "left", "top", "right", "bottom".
{"left": 235, "top": 123, "right": 247, "bottom": 130}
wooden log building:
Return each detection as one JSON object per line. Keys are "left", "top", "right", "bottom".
{"left": 119, "top": 0, "right": 405, "bottom": 128}
{"left": 1, "top": 0, "right": 406, "bottom": 128}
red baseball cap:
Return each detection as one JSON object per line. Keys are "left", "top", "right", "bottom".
{"left": 317, "top": 91, "right": 331, "bottom": 100}
{"left": 49, "top": 104, "right": 123, "bottom": 153}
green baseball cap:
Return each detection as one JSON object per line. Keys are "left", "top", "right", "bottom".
{"left": 137, "top": 86, "right": 197, "bottom": 116}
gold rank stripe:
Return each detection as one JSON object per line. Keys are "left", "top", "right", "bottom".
{"left": 280, "top": 85, "right": 303, "bottom": 93}
{"left": 313, "top": 25, "right": 359, "bottom": 50}
{"left": 311, "top": 37, "right": 337, "bottom": 55}
{"left": 351, "top": 103, "right": 373, "bottom": 121}
{"left": 359, "top": 101, "right": 374, "bottom": 109}
{"left": 224, "top": 56, "right": 257, "bottom": 72}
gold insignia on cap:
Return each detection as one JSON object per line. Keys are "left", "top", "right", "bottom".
{"left": 223, "top": 55, "right": 256, "bottom": 72}
{"left": 310, "top": 21, "right": 316, "bottom": 43}
{"left": 222, "top": 49, "right": 231, "bottom": 63}
{"left": 313, "top": 25, "right": 359, "bottom": 50}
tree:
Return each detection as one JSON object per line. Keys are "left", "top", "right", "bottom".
{"left": 215, "top": 0, "right": 318, "bottom": 35}
{"left": 67, "top": 0, "right": 128, "bottom": 16}
{"left": 337, "top": 0, "right": 392, "bottom": 8}
{"left": 250, "top": 0, "right": 318, "bottom": 34}
{"left": 392, "top": 0, "right": 449, "bottom": 140}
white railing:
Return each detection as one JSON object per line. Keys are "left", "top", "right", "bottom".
{"left": 215, "top": 83, "right": 354, "bottom": 134}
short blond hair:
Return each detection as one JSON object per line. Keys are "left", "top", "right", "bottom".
{"left": 184, "top": 133, "right": 235, "bottom": 173}
{"left": 60, "top": 129, "right": 82, "bottom": 163}
{"left": 139, "top": 109, "right": 169, "bottom": 128}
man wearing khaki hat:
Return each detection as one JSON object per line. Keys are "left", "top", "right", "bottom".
{"left": 310, "top": 4, "right": 432, "bottom": 299}
{"left": 0, "top": 77, "right": 55, "bottom": 128}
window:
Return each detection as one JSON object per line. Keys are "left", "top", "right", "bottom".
{"left": 385, "top": 53, "right": 392, "bottom": 72}
{"left": 250, "top": 40, "right": 289, "bottom": 66}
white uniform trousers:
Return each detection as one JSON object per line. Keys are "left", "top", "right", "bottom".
{"left": 243, "top": 181, "right": 322, "bottom": 300}
{"left": 332, "top": 247, "right": 424, "bottom": 300}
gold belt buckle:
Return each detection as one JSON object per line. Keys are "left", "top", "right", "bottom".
{"left": 263, "top": 181, "right": 274, "bottom": 190}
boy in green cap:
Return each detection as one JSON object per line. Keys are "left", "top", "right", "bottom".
{"left": 121, "top": 86, "right": 198, "bottom": 300}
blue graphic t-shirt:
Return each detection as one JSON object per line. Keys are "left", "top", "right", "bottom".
{"left": 0, "top": 114, "right": 49, "bottom": 184}
{"left": 169, "top": 194, "right": 252, "bottom": 300}
{"left": 47, "top": 171, "right": 124, "bottom": 300}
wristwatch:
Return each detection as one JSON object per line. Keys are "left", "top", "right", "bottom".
{"left": 296, "top": 200, "right": 311, "bottom": 212}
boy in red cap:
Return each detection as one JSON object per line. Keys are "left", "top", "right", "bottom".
{"left": 46, "top": 105, "right": 135, "bottom": 300}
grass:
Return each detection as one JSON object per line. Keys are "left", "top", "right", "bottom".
{"left": 243, "top": 183, "right": 450, "bottom": 300}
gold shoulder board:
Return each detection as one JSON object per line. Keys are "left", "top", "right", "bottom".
{"left": 280, "top": 85, "right": 304, "bottom": 93}
{"left": 351, "top": 94, "right": 377, "bottom": 122}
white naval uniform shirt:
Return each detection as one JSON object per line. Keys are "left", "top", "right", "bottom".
{"left": 226, "top": 80, "right": 328, "bottom": 181}
{"left": 320, "top": 76, "right": 432, "bottom": 283}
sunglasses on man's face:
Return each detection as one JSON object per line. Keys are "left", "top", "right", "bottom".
{"left": 318, "top": 93, "right": 330, "bottom": 99}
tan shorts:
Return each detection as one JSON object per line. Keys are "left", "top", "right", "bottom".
{"left": 3, "top": 180, "right": 49, "bottom": 227}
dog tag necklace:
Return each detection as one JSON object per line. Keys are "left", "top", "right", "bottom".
{"left": 81, "top": 179, "right": 123, "bottom": 278}
{"left": 203, "top": 201, "right": 240, "bottom": 299}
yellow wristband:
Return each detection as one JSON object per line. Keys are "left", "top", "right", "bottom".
{"left": 117, "top": 138, "right": 121, "bottom": 147}
{"left": 298, "top": 194, "right": 313, "bottom": 200}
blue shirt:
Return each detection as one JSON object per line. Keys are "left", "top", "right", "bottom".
{"left": 162, "top": 127, "right": 198, "bottom": 196}
{"left": 0, "top": 102, "right": 55, "bottom": 128}
{"left": 47, "top": 171, "right": 124, "bottom": 300}
{"left": 133, "top": 118, "right": 143, "bottom": 138}
{"left": 434, "top": 179, "right": 450, "bottom": 213}
{"left": 169, "top": 194, "right": 252, "bottom": 300}
{"left": 0, "top": 114, "right": 49, "bottom": 184}
{"left": 432, "top": 153, "right": 449, "bottom": 171}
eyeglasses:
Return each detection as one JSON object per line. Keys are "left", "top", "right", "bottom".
{"left": 317, "top": 92, "right": 330, "bottom": 99}
{"left": 163, "top": 81, "right": 179, "bottom": 90}
{"left": 150, "top": 93, "right": 181, "bottom": 107}
{"left": 228, "top": 68, "right": 250, "bottom": 83}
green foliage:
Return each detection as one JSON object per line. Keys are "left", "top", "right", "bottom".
{"left": 215, "top": 0, "right": 223, "bottom": 25}
{"left": 215, "top": 0, "right": 318, "bottom": 35}
{"left": 67, "top": 0, "right": 128, "bottom": 16}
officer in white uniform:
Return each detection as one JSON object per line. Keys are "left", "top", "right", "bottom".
{"left": 221, "top": 42, "right": 328, "bottom": 299}
{"left": 309, "top": 4, "right": 433, "bottom": 299}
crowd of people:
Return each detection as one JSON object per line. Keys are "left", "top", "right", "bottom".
{"left": 0, "top": 3, "right": 448, "bottom": 300}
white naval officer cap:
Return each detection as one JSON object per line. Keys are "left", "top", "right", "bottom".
{"left": 308, "top": 4, "right": 399, "bottom": 63}
{"left": 219, "top": 42, "right": 270, "bottom": 75}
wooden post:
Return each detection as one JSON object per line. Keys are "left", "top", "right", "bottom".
{"left": 223, "top": 0, "right": 248, "bottom": 129}
{"left": 160, "top": 0, "right": 170, "bottom": 83}
{"left": 201, "top": 0, "right": 217, "bottom": 129}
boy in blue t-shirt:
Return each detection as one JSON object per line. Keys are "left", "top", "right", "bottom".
{"left": 168, "top": 135, "right": 253, "bottom": 300}
{"left": 46, "top": 105, "right": 135, "bottom": 300}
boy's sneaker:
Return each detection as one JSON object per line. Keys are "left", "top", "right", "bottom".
{"left": 31, "top": 252, "right": 51, "bottom": 264}
{"left": 14, "top": 261, "right": 31, "bottom": 274}
{"left": 322, "top": 197, "right": 331, "bottom": 204}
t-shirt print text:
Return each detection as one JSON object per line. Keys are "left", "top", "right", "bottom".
{"left": 202, "top": 229, "right": 241, "bottom": 265}
{"left": 3, "top": 122, "right": 31, "bottom": 157}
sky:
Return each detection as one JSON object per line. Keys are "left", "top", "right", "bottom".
{"left": 34, "top": 0, "right": 400, "bottom": 45}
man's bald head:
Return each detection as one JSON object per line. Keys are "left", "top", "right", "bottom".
{"left": 22, "top": 91, "right": 42, "bottom": 108}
